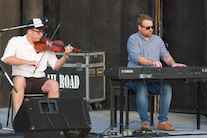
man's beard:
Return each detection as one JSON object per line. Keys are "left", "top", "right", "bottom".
{"left": 143, "top": 31, "right": 153, "bottom": 38}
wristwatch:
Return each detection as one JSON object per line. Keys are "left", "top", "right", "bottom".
{"left": 63, "top": 55, "right": 69, "bottom": 59}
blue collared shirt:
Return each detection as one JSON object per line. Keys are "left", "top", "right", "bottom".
{"left": 127, "top": 31, "right": 171, "bottom": 67}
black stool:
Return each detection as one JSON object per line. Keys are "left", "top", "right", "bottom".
{"left": 113, "top": 86, "right": 158, "bottom": 128}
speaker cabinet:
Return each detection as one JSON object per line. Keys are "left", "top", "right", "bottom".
{"left": 13, "top": 97, "right": 92, "bottom": 137}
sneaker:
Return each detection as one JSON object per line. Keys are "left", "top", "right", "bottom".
{"left": 141, "top": 122, "right": 150, "bottom": 131}
{"left": 157, "top": 122, "right": 175, "bottom": 131}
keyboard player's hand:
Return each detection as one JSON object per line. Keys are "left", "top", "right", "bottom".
{"left": 172, "top": 63, "right": 187, "bottom": 67}
{"left": 152, "top": 61, "right": 163, "bottom": 67}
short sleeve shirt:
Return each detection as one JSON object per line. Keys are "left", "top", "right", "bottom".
{"left": 1, "top": 35, "right": 58, "bottom": 77}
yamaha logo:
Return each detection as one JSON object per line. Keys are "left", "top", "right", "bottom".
{"left": 121, "top": 69, "right": 134, "bottom": 73}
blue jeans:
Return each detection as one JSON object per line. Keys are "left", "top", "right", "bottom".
{"left": 127, "top": 81, "right": 172, "bottom": 123}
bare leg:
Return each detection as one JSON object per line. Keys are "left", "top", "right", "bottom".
{"left": 13, "top": 78, "right": 59, "bottom": 115}
{"left": 12, "top": 76, "right": 26, "bottom": 115}
{"left": 41, "top": 79, "right": 60, "bottom": 98}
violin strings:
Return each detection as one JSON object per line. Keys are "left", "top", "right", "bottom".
{"left": 33, "top": 23, "right": 61, "bottom": 74}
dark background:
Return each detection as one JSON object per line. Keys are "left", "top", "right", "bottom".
{"left": 0, "top": 0, "right": 207, "bottom": 114}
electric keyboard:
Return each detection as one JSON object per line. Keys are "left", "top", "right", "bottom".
{"left": 104, "top": 67, "right": 207, "bottom": 79}
{"left": 106, "top": 67, "right": 207, "bottom": 132}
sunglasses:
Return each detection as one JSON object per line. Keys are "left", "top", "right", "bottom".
{"left": 31, "top": 29, "right": 45, "bottom": 34}
{"left": 140, "top": 25, "right": 155, "bottom": 30}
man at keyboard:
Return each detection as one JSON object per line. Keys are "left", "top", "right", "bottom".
{"left": 126, "top": 13, "right": 187, "bottom": 131}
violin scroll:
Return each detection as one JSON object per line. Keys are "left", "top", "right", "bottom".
{"left": 73, "top": 47, "right": 82, "bottom": 53}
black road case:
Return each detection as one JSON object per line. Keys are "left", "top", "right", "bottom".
{"left": 45, "top": 51, "right": 106, "bottom": 111}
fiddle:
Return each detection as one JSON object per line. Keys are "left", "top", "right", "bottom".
{"left": 34, "top": 38, "right": 81, "bottom": 53}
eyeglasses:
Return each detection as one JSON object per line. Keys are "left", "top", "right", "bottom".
{"left": 140, "top": 25, "right": 154, "bottom": 30}
{"left": 31, "top": 29, "right": 45, "bottom": 34}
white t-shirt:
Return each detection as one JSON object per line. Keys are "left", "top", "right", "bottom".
{"left": 1, "top": 35, "right": 58, "bottom": 78}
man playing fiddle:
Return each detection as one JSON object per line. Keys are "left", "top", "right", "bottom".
{"left": 1, "top": 18, "right": 73, "bottom": 121}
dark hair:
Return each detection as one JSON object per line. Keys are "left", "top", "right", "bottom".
{"left": 137, "top": 13, "right": 153, "bottom": 26}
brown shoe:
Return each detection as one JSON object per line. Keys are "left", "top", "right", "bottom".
{"left": 157, "top": 122, "right": 175, "bottom": 131}
{"left": 141, "top": 122, "right": 150, "bottom": 131}
{"left": 9, "top": 123, "right": 13, "bottom": 129}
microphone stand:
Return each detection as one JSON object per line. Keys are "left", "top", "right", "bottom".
{"left": 0, "top": 22, "right": 43, "bottom": 129}
{"left": 0, "top": 61, "right": 18, "bottom": 93}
